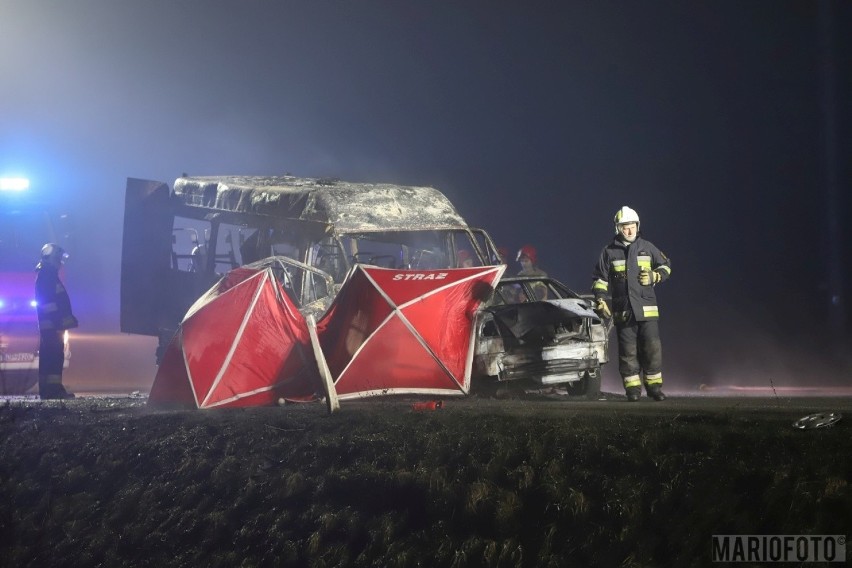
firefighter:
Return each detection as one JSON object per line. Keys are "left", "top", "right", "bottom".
{"left": 592, "top": 206, "right": 671, "bottom": 401}
{"left": 517, "top": 244, "right": 548, "bottom": 300}
{"left": 456, "top": 249, "right": 475, "bottom": 268}
{"left": 496, "top": 246, "right": 510, "bottom": 265}
{"left": 516, "top": 245, "right": 547, "bottom": 277}
{"left": 35, "top": 243, "right": 78, "bottom": 399}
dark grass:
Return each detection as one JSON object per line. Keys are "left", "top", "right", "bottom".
{"left": 0, "top": 396, "right": 850, "bottom": 567}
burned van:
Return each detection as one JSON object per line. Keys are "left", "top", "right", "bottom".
{"left": 121, "top": 175, "right": 500, "bottom": 360}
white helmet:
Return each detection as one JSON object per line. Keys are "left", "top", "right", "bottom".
{"left": 40, "top": 243, "right": 68, "bottom": 266}
{"left": 613, "top": 206, "right": 640, "bottom": 233}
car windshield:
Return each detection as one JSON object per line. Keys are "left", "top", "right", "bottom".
{"left": 335, "top": 230, "right": 486, "bottom": 275}
{"left": 494, "top": 278, "right": 578, "bottom": 305}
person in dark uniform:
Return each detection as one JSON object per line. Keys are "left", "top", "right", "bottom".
{"left": 592, "top": 207, "right": 671, "bottom": 402}
{"left": 35, "top": 243, "right": 78, "bottom": 399}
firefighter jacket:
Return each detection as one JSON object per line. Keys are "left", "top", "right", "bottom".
{"left": 35, "top": 264, "right": 78, "bottom": 332}
{"left": 518, "top": 266, "right": 549, "bottom": 300}
{"left": 592, "top": 235, "right": 671, "bottom": 323}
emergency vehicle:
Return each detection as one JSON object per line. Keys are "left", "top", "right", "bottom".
{"left": 0, "top": 178, "right": 74, "bottom": 394}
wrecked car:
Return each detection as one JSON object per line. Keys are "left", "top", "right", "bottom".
{"left": 473, "top": 275, "right": 610, "bottom": 397}
{"left": 121, "top": 175, "right": 502, "bottom": 362}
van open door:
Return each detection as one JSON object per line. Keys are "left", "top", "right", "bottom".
{"left": 120, "top": 178, "right": 175, "bottom": 336}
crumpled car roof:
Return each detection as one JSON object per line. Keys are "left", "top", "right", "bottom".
{"left": 173, "top": 175, "right": 469, "bottom": 233}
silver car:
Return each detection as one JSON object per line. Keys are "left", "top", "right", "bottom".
{"left": 473, "top": 276, "right": 611, "bottom": 397}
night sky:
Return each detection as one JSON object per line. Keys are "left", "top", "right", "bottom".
{"left": 2, "top": 1, "right": 850, "bottom": 388}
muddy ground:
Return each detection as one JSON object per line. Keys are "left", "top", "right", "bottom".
{"left": 1, "top": 393, "right": 850, "bottom": 567}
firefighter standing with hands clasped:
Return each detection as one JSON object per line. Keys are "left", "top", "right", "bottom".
{"left": 592, "top": 206, "right": 671, "bottom": 402}
{"left": 35, "top": 243, "right": 79, "bottom": 399}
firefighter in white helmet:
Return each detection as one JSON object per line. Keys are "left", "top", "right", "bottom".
{"left": 35, "top": 243, "right": 79, "bottom": 399}
{"left": 591, "top": 206, "right": 671, "bottom": 401}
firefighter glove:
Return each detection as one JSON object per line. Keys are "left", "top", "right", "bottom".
{"left": 595, "top": 297, "right": 611, "bottom": 319}
{"left": 639, "top": 268, "right": 660, "bottom": 286}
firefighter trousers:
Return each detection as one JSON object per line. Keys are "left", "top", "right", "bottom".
{"left": 616, "top": 317, "right": 663, "bottom": 392}
{"left": 38, "top": 330, "right": 65, "bottom": 393}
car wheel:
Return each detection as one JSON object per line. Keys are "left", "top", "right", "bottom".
{"left": 568, "top": 369, "right": 601, "bottom": 399}
{"left": 582, "top": 369, "right": 602, "bottom": 399}
{"left": 471, "top": 376, "right": 504, "bottom": 398}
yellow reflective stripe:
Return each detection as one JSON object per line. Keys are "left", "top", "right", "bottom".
{"left": 643, "top": 306, "right": 659, "bottom": 318}
{"left": 612, "top": 260, "right": 626, "bottom": 273}
{"left": 637, "top": 255, "right": 652, "bottom": 270}
{"left": 657, "top": 265, "right": 671, "bottom": 275}
{"left": 645, "top": 373, "right": 662, "bottom": 385}
{"left": 623, "top": 375, "right": 642, "bottom": 388}
{"left": 593, "top": 279, "right": 608, "bottom": 291}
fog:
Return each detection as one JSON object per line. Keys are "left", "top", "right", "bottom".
{"left": 2, "top": 0, "right": 850, "bottom": 392}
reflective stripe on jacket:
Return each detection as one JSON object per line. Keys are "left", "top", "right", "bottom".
{"left": 592, "top": 235, "right": 671, "bottom": 322}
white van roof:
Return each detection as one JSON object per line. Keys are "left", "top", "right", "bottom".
{"left": 173, "top": 175, "right": 469, "bottom": 233}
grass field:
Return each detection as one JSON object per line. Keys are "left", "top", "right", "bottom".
{"left": 1, "top": 394, "right": 850, "bottom": 567}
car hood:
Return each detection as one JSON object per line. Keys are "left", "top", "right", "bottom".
{"left": 487, "top": 298, "right": 599, "bottom": 340}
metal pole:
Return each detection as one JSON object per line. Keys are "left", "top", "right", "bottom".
{"left": 818, "top": 0, "right": 845, "bottom": 333}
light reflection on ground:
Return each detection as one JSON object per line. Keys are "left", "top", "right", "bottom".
{"left": 62, "top": 331, "right": 157, "bottom": 395}
{"left": 10, "top": 331, "right": 850, "bottom": 400}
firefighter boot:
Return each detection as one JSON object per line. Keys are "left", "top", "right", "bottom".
{"left": 39, "top": 376, "right": 75, "bottom": 400}
{"left": 40, "top": 386, "right": 75, "bottom": 400}
{"left": 626, "top": 387, "right": 641, "bottom": 402}
{"left": 55, "top": 385, "right": 76, "bottom": 399}
{"left": 647, "top": 385, "right": 666, "bottom": 402}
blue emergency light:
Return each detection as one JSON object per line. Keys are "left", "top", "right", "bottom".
{"left": 0, "top": 178, "right": 30, "bottom": 191}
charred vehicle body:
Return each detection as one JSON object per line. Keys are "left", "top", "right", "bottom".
{"left": 121, "top": 175, "right": 501, "bottom": 362}
{"left": 473, "top": 276, "right": 610, "bottom": 397}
